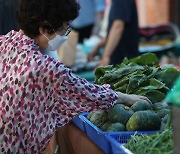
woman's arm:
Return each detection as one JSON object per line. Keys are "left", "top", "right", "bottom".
{"left": 47, "top": 60, "right": 151, "bottom": 126}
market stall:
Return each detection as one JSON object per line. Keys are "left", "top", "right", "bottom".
{"left": 45, "top": 53, "right": 179, "bottom": 154}
{"left": 70, "top": 53, "right": 179, "bottom": 154}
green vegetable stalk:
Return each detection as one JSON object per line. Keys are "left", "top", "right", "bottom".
{"left": 125, "top": 129, "right": 173, "bottom": 154}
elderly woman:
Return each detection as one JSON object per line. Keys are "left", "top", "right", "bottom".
{"left": 0, "top": 0, "right": 151, "bottom": 153}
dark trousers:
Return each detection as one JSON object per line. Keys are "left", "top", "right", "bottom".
{"left": 73, "top": 24, "right": 94, "bottom": 43}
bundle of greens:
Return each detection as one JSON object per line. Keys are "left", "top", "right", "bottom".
{"left": 94, "top": 53, "right": 180, "bottom": 103}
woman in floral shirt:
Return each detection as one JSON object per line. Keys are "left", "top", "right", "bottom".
{"left": 0, "top": 0, "right": 151, "bottom": 153}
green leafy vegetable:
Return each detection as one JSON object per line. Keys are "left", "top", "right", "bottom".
{"left": 156, "top": 67, "right": 180, "bottom": 88}
{"left": 123, "top": 53, "right": 158, "bottom": 66}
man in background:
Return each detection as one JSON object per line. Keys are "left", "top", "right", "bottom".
{"left": 88, "top": 0, "right": 139, "bottom": 66}
{"left": 71, "top": 0, "right": 105, "bottom": 43}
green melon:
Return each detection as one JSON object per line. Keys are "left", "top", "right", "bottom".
{"left": 87, "top": 111, "right": 96, "bottom": 120}
{"left": 100, "top": 121, "right": 112, "bottom": 131}
{"left": 153, "top": 102, "right": 169, "bottom": 110}
{"left": 131, "top": 100, "right": 153, "bottom": 112}
{"left": 89, "top": 110, "right": 108, "bottom": 127}
{"left": 107, "top": 123, "right": 125, "bottom": 132}
{"left": 126, "top": 110, "right": 161, "bottom": 131}
{"left": 108, "top": 104, "right": 134, "bottom": 125}
{"left": 157, "top": 109, "right": 170, "bottom": 119}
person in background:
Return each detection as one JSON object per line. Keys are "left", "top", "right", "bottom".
{"left": 0, "top": 0, "right": 151, "bottom": 153}
{"left": 88, "top": 0, "right": 139, "bottom": 66}
{"left": 0, "top": 0, "right": 19, "bottom": 35}
{"left": 98, "top": 0, "right": 111, "bottom": 39}
{"left": 71, "top": 0, "right": 105, "bottom": 43}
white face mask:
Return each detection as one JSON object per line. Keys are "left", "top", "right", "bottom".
{"left": 43, "top": 33, "right": 68, "bottom": 51}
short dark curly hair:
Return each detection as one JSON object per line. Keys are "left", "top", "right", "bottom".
{"left": 16, "top": 0, "right": 80, "bottom": 38}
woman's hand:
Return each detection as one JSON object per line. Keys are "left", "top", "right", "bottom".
{"left": 116, "top": 92, "right": 152, "bottom": 107}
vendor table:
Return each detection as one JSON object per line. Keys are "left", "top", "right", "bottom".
{"left": 45, "top": 123, "right": 104, "bottom": 154}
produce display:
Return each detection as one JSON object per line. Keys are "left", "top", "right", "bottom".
{"left": 87, "top": 102, "right": 169, "bottom": 132}
{"left": 87, "top": 53, "right": 179, "bottom": 132}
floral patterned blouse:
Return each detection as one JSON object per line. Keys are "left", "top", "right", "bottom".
{"left": 0, "top": 31, "right": 118, "bottom": 153}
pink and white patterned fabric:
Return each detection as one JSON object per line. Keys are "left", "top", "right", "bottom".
{"left": 0, "top": 30, "right": 118, "bottom": 153}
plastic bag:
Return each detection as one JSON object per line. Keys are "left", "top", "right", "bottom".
{"left": 166, "top": 77, "right": 180, "bottom": 106}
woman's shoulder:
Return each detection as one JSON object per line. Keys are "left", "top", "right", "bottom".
{"left": 0, "top": 30, "right": 14, "bottom": 42}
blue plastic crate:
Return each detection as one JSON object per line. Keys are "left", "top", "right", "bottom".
{"left": 72, "top": 112, "right": 88, "bottom": 132}
{"left": 79, "top": 113, "right": 112, "bottom": 153}
{"left": 80, "top": 113, "right": 159, "bottom": 154}
{"left": 106, "top": 131, "right": 159, "bottom": 154}
{"left": 106, "top": 135, "right": 132, "bottom": 154}
{"left": 107, "top": 131, "right": 158, "bottom": 144}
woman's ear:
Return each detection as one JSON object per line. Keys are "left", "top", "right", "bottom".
{"left": 39, "top": 27, "right": 44, "bottom": 34}
{"left": 39, "top": 21, "right": 50, "bottom": 34}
